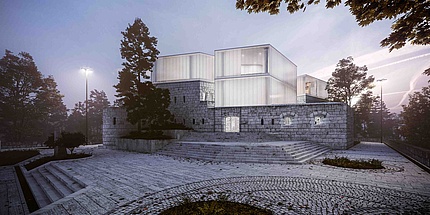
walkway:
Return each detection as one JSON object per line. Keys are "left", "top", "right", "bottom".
{"left": 1, "top": 142, "right": 429, "bottom": 214}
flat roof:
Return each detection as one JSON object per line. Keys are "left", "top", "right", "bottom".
{"left": 158, "top": 52, "right": 213, "bottom": 58}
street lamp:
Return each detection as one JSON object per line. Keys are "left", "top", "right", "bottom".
{"left": 81, "top": 67, "right": 92, "bottom": 145}
{"left": 376, "top": 78, "right": 387, "bottom": 143}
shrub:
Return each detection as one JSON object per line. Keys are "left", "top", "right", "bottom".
{"left": 44, "top": 132, "right": 86, "bottom": 154}
{"left": 0, "top": 150, "right": 40, "bottom": 166}
{"left": 322, "top": 156, "right": 384, "bottom": 169}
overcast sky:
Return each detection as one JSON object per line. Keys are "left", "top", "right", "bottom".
{"left": 1, "top": 0, "right": 429, "bottom": 113}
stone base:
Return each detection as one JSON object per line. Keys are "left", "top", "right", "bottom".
{"left": 115, "top": 138, "right": 172, "bottom": 153}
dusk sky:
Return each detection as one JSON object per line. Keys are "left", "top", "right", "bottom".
{"left": 1, "top": 0, "right": 429, "bottom": 113}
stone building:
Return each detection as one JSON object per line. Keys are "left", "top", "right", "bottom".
{"left": 103, "top": 44, "right": 354, "bottom": 149}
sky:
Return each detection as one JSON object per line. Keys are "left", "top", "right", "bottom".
{"left": 1, "top": 0, "right": 429, "bottom": 113}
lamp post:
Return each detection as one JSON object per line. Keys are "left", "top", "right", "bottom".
{"left": 82, "top": 67, "right": 92, "bottom": 145}
{"left": 376, "top": 78, "right": 387, "bottom": 143}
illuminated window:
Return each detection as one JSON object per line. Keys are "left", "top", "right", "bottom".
{"left": 305, "top": 82, "right": 312, "bottom": 94}
{"left": 224, "top": 116, "right": 240, "bottom": 132}
{"left": 314, "top": 116, "right": 322, "bottom": 125}
{"left": 283, "top": 117, "right": 292, "bottom": 125}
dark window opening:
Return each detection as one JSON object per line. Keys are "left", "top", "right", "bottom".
{"left": 202, "top": 118, "right": 205, "bottom": 124}
{"left": 174, "top": 96, "right": 177, "bottom": 103}
{"left": 183, "top": 119, "right": 185, "bottom": 124}
{"left": 183, "top": 96, "right": 186, "bottom": 103}
{"left": 271, "top": 118, "right": 275, "bottom": 125}
{"left": 193, "top": 119, "right": 195, "bottom": 125}
{"left": 261, "top": 118, "right": 264, "bottom": 125}
{"left": 113, "top": 117, "right": 116, "bottom": 125}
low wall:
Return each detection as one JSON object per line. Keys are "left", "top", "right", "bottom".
{"left": 115, "top": 138, "right": 172, "bottom": 153}
{"left": 386, "top": 141, "right": 430, "bottom": 168}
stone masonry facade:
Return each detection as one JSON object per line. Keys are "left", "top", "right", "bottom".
{"left": 103, "top": 80, "right": 354, "bottom": 149}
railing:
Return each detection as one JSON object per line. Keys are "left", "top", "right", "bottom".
{"left": 385, "top": 140, "right": 430, "bottom": 171}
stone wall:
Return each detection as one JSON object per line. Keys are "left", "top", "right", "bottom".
{"left": 115, "top": 139, "right": 172, "bottom": 153}
{"left": 102, "top": 107, "right": 136, "bottom": 149}
{"left": 213, "top": 103, "right": 354, "bottom": 149}
{"left": 155, "top": 80, "right": 215, "bottom": 132}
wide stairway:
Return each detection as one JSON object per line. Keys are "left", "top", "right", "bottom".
{"left": 157, "top": 141, "right": 331, "bottom": 164}
{"left": 23, "top": 163, "right": 86, "bottom": 209}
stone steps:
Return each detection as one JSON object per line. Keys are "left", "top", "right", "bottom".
{"left": 179, "top": 131, "right": 282, "bottom": 142}
{"left": 24, "top": 163, "right": 86, "bottom": 209}
{"left": 157, "top": 141, "right": 330, "bottom": 164}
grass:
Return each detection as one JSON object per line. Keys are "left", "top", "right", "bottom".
{"left": 160, "top": 200, "right": 273, "bottom": 215}
{"left": 0, "top": 150, "right": 40, "bottom": 166}
{"left": 24, "top": 153, "right": 92, "bottom": 171}
{"left": 322, "top": 156, "right": 384, "bottom": 169}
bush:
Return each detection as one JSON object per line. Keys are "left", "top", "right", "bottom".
{"left": 0, "top": 150, "right": 40, "bottom": 166}
{"left": 322, "top": 156, "right": 384, "bottom": 169}
{"left": 160, "top": 201, "right": 272, "bottom": 215}
{"left": 44, "top": 132, "right": 86, "bottom": 154}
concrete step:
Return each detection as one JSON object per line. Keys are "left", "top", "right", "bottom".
{"left": 24, "top": 170, "right": 51, "bottom": 208}
{"left": 44, "top": 164, "right": 85, "bottom": 192}
{"left": 30, "top": 169, "right": 63, "bottom": 203}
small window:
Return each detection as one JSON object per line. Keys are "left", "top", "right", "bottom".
{"left": 183, "top": 119, "right": 185, "bottom": 124}
{"left": 174, "top": 97, "right": 177, "bottom": 104}
{"left": 271, "top": 119, "right": 275, "bottom": 125}
{"left": 193, "top": 119, "right": 195, "bottom": 125}
{"left": 183, "top": 96, "right": 186, "bottom": 103}
{"left": 284, "top": 117, "right": 292, "bottom": 125}
{"left": 261, "top": 118, "right": 264, "bottom": 125}
{"left": 202, "top": 118, "right": 205, "bottom": 124}
{"left": 113, "top": 117, "right": 116, "bottom": 125}
{"left": 314, "top": 116, "right": 322, "bottom": 125}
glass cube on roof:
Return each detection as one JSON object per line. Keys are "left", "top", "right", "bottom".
{"left": 153, "top": 53, "right": 214, "bottom": 83}
{"left": 297, "top": 74, "right": 328, "bottom": 99}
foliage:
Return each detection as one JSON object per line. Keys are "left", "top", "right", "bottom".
{"left": 353, "top": 91, "right": 398, "bottom": 139}
{"left": 44, "top": 132, "right": 86, "bottom": 154}
{"left": 160, "top": 200, "right": 273, "bottom": 215}
{"left": 24, "top": 153, "right": 91, "bottom": 171}
{"left": 400, "top": 86, "right": 430, "bottom": 146}
{"left": 235, "top": 0, "right": 430, "bottom": 51}
{"left": 0, "top": 50, "right": 66, "bottom": 144}
{"left": 65, "top": 90, "right": 110, "bottom": 143}
{"left": 115, "top": 18, "right": 173, "bottom": 132}
{"left": 326, "top": 56, "right": 374, "bottom": 106}
{"left": 0, "top": 150, "right": 40, "bottom": 166}
{"left": 322, "top": 156, "right": 384, "bottom": 169}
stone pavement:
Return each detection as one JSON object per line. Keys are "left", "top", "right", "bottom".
{"left": 1, "top": 142, "right": 430, "bottom": 214}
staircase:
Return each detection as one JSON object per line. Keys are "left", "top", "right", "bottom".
{"left": 179, "top": 131, "right": 282, "bottom": 142}
{"left": 157, "top": 141, "right": 330, "bottom": 164}
{"left": 24, "top": 163, "right": 86, "bottom": 209}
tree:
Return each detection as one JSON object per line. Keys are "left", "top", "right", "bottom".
{"left": 236, "top": 0, "right": 430, "bottom": 51}
{"left": 45, "top": 132, "right": 85, "bottom": 154}
{"left": 400, "top": 71, "right": 430, "bottom": 148}
{"left": 0, "top": 50, "right": 43, "bottom": 143}
{"left": 87, "top": 89, "right": 110, "bottom": 143}
{"left": 65, "top": 102, "right": 86, "bottom": 135}
{"left": 35, "top": 75, "right": 68, "bottom": 142}
{"left": 326, "top": 56, "right": 374, "bottom": 106}
{"left": 353, "top": 91, "right": 376, "bottom": 138}
{"left": 115, "top": 18, "right": 172, "bottom": 134}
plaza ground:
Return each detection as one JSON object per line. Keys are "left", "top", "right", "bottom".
{"left": 1, "top": 142, "right": 429, "bottom": 214}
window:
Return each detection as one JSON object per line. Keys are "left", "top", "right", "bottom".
{"left": 305, "top": 82, "right": 312, "bottom": 94}
{"left": 174, "top": 96, "right": 177, "bottom": 104}
{"left": 113, "top": 117, "right": 116, "bottom": 125}
{"left": 202, "top": 118, "right": 205, "bottom": 124}
{"left": 283, "top": 117, "right": 292, "bottom": 126}
{"left": 183, "top": 119, "right": 185, "bottom": 124}
{"left": 224, "top": 116, "right": 240, "bottom": 132}
{"left": 183, "top": 96, "right": 186, "bottom": 103}
{"left": 261, "top": 118, "right": 264, "bottom": 125}
{"left": 271, "top": 119, "right": 275, "bottom": 125}
{"left": 193, "top": 119, "right": 195, "bottom": 125}
{"left": 314, "top": 116, "right": 322, "bottom": 125}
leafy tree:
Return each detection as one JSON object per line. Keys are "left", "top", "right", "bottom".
{"left": 115, "top": 18, "right": 173, "bottom": 133}
{"left": 326, "top": 56, "right": 374, "bottom": 106}
{"left": 87, "top": 89, "right": 110, "bottom": 143}
{"left": 400, "top": 71, "right": 430, "bottom": 148}
{"left": 35, "top": 75, "right": 67, "bottom": 141}
{"left": 0, "top": 50, "right": 43, "bottom": 143}
{"left": 353, "top": 91, "right": 376, "bottom": 138}
{"left": 235, "top": 0, "right": 430, "bottom": 51}
{"left": 65, "top": 102, "right": 86, "bottom": 135}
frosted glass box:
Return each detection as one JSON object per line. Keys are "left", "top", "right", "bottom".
{"left": 215, "top": 44, "right": 297, "bottom": 107}
{"left": 297, "top": 74, "right": 328, "bottom": 99}
{"left": 153, "top": 53, "right": 214, "bottom": 83}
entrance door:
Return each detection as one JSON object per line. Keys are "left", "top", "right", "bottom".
{"left": 224, "top": 116, "right": 240, "bottom": 132}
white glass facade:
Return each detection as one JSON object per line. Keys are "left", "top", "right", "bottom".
{"left": 297, "top": 75, "right": 328, "bottom": 99}
{"left": 153, "top": 53, "right": 214, "bottom": 83}
{"left": 215, "top": 45, "right": 297, "bottom": 107}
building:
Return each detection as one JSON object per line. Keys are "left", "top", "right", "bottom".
{"left": 103, "top": 44, "right": 353, "bottom": 149}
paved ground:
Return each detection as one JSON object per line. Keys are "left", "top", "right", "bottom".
{"left": 1, "top": 142, "right": 430, "bottom": 214}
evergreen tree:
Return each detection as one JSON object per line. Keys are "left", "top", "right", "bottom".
{"left": 87, "top": 89, "right": 110, "bottom": 143}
